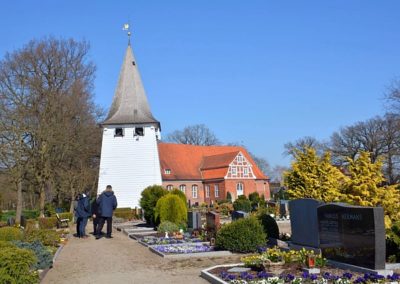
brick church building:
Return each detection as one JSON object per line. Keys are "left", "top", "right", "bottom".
{"left": 97, "top": 35, "right": 270, "bottom": 208}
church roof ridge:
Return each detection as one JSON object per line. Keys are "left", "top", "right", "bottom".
{"left": 102, "top": 44, "right": 160, "bottom": 127}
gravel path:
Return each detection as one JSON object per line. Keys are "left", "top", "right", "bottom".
{"left": 42, "top": 227, "right": 242, "bottom": 284}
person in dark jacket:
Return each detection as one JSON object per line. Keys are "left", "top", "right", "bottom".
{"left": 91, "top": 195, "right": 101, "bottom": 235}
{"left": 96, "top": 185, "right": 117, "bottom": 239}
{"left": 76, "top": 193, "right": 91, "bottom": 238}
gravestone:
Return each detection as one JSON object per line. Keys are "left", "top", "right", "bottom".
{"left": 20, "top": 216, "right": 27, "bottom": 228}
{"left": 7, "top": 217, "right": 15, "bottom": 226}
{"left": 231, "top": 210, "right": 249, "bottom": 221}
{"left": 187, "top": 211, "right": 202, "bottom": 230}
{"left": 289, "top": 198, "right": 323, "bottom": 248}
{"left": 206, "top": 211, "right": 220, "bottom": 231}
{"left": 318, "top": 203, "right": 385, "bottom": 270}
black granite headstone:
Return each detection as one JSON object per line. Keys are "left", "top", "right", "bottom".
{"left": 231, "top": 210, "right": 249, "bottom": 221}
{"left": 187, "top": 211, "right": 202, "bottom": 230}
{"left": 317, "top": 203, "right": 385, "bottom": 270}
{"left": 289, "top": 198, "right": 323, "bottom": 248}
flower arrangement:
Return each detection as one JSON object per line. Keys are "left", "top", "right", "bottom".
{"left": 141, "top": 236, "right": 202, "bottom": 246}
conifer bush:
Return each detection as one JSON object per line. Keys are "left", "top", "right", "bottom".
{"left": 24, "top": 229, "right": 61, "bottom": 247}
{"left": 170, "top": 188, "right": 187, "bottom": 205}
{"left": 13, "top": 241, "right": 53, "bottom": 270}
{"left": 257, "top": 209, "right": 280, "bottom": 239}
{"left": 155, "top": 194, "right": 187, "bottom": 226}
{"left": 157, "top": 221, "right": 179, "bottom": 234}
{"left": 0, "top": 227, "right": 23, "bottom": 241}
{"left": 216, "top": 216, "right": 266, "bottom": 253}
{"left": 0, "top": 246, "right": 38, "bottom": 284}
{"left": 233, "top": 195, "right": 252, "bottom": 212}
{"left": 140, "top": 185, "right": 168, "bottom": 225}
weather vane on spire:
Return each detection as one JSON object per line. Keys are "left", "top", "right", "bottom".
{"left": 122, "top": 23, "right": 131, "bottom": 45}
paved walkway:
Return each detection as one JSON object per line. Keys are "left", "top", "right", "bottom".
{"left": 42, "top": 227, "right": 241, "bottom": 284}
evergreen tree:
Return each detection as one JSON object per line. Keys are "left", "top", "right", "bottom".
{"left": 284, "top": 147, "right": 346, "bottom": 202}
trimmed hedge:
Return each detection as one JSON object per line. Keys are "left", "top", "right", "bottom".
{"left": 24, "top": 229, "right": 61, "bottom": 247}
{"left": 0, "top": 227, "right": 23, "bottom": 242}
{"left": 216, "top": 216, "right": 266, "bottom": 253}
{"left": 38, "top": 217, "right": 58, "bottom": 229}
{"left": 0, "top": 246, "right": 38, "bottom": 284}
{"left": 114, "top": 210, "right": 134, "bottom": 220}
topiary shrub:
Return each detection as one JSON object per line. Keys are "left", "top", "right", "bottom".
{"left": 257, "top": 209, "right": 280, "bottom": 239}
{"left": 216, "top": 216, "right": 266, "bottom": 253}
{"left": 233, "top": 195, "right": 252, "bottom": 212}
{"left": 38, "top": 217, "right": 57, "bottom": 229}
{"left": 0, "top": 246, "right": 38, "bottom": 284}
{"left": 24, "top": 229, "right": 61, "bottom": 247}
{"left": 155, "top": 194, "right": 187, "bottom": 226}
{"left": 0, "top": 227, "right": 23, "bottom": 241}
{"left": 157, "top": 221, "right": 180, "bottom": 234}
{"left": 140, "top": 185, "right": 168, "bottom": 226}
{"left": 13, "top": 240, "right": 53, "bottom": 270}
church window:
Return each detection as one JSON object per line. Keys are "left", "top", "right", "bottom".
{"left": 166, "top": 185, "right": 173, "bottom": 191}
{"left": 237, "top": 154, "right": 243, "bottom": 163}
{"left": 192, "top": 185, "right": 198, "bottom": 198}
{"left": 205, "top": 185, "right": 210, "bottom": 198}
{"left": 135, "top": 127, "right": 144, "bottom": 136}
{"left": 179, "top": 184, "right": 186, "bottom": 192}
{"left": 214, "top": 184, "right": 219, "bottom": 197}
{"left": 231, "top": 167, "right": 237, "bottom": 175}
{"left": 115, "top": 128, "right": 123, "bottom": 137}
{"left": 164, "top": 169, "right": 171, "bottom": 175}
{"left": 237, "top": 182, "right": 244, "bottom": 196}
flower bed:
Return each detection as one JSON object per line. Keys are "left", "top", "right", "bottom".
{"left": 140, "top": 236, "right": 202, "bottom": 246}
{"left": 152, "top": 243, "right": 213, "bottom": 254}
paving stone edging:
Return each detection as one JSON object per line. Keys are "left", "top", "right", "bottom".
{"left": 201, "top": 263, "right": 244, "bottom": 284}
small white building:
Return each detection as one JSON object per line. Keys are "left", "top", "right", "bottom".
{"left": 97, "top": 41, "right": 162, "bottom": 208}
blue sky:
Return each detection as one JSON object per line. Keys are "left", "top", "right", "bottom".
{"left": 1, "top": 1, "right": 399, "bottom": 168}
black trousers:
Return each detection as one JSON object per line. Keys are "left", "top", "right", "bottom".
{"left": 93, "top": 217, "right": 99, "bottom": 234}
{"left": 76, "top": 217, "right": 82, "bottom": 237}
{"left": 97, "top": 216, "right": 113, "bottom": 237}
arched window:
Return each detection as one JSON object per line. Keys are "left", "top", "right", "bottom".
{"left": 179, "top": 184, "right": 186, "bottom": 193}
{"left": 236, "top": 182, "right": 244, "bottom": 196}
{"left": 166, "top": 185, "right": 173, "bottom": 191}
{"left": 192, "top": 185, "right": 198, "bottom": 198}
{"left": 214, "top": 184, "right": 219, "bottom": 197}
{"left": 205, "top": 185, "right": 210, "bottom": 198}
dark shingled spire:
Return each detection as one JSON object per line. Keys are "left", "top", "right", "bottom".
{"left": 102, "top": 44, "right": 160, "bottom": 128}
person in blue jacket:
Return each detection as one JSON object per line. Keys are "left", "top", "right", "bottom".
{"left": 76, "top": 193, "right": 91, "bottom": 238}
{"left": 96, "top": 185, "right": 118, "bottom": 239}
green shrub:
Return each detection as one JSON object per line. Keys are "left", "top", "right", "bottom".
{"left": 0, "top": 227, "right": 23, "bottom": 241}
{"left": 386, "top": 221, "right": 400, "bottom": 262}
{"left": 44, "top": 203, "right": 56, "bottom": 217}
{"left": 114, "top": 210, "right": 134, "bottom": 220}
{"left": 249, "top": 192, "right": 260, "bottom": 208}
{"left": 24, "top": 229, "right": 61, "bottom": 247}
{"left": 170, "top": 189, "right": 187, "bottom": 205}
{"left": 22, "top": 210, "right": 40, "bottom": 220}
{"left": 58, "top": 212, "right": 73, "bottom": 222}
{"left": 216, "top": 216, "right": 266, "bottom": 253}
{"left": 38, "top": 217, "right": 57, "bottom": 229}
{"left": 0, "top": 246, "right": 38, "bottom": 284}
{"left": 155, "top": 194, "right": 187, "bottom": 226}
{"left": 13, "top": 241, "right": 53, "bottom": 270}
{"left": 157, "top": 221, "right": 179, "bottom": 233}
{"left": 257, "top": 209, "right": 280, "bottom": 239}
{"left": 0, "top": 240, "right": 16, "bottom": 249}
{"left": 140, "top": 185, "right": 168, "bottom": 226}
{"left": 233, "top": 196, "right": 252, "bottom": 212}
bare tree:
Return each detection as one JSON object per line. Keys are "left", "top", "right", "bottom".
{"left": 0, "top": 37, "right": 101, "bottom": 216}
{"left": 165, "top": 124, "right": 220, "bottom": 146}
{"left": 385, "top": 79, "right": 400, "bottom": 113}
{"left": 283, "top": 136, "right": 326, "bottom": 157}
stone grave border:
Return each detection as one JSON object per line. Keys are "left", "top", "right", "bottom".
{"left": 201, "top": 263, "right": 243, "bottom": 284}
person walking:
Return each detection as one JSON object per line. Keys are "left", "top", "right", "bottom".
{"left": 91, "top": 195, "right": 101, "bottom": 235}
{"left": 76, "top": 193, "right": 91, "bottom": 238}
{"left": 96, "top": 185, "right": 117, "bottom": 239}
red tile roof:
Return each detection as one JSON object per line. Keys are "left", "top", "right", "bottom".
{"left": 158, "top": 143, "right": 268, "bottom": 181}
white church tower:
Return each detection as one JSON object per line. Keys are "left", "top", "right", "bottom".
{"left": 97, "top": 35, "right": 162, "bottom": 208}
